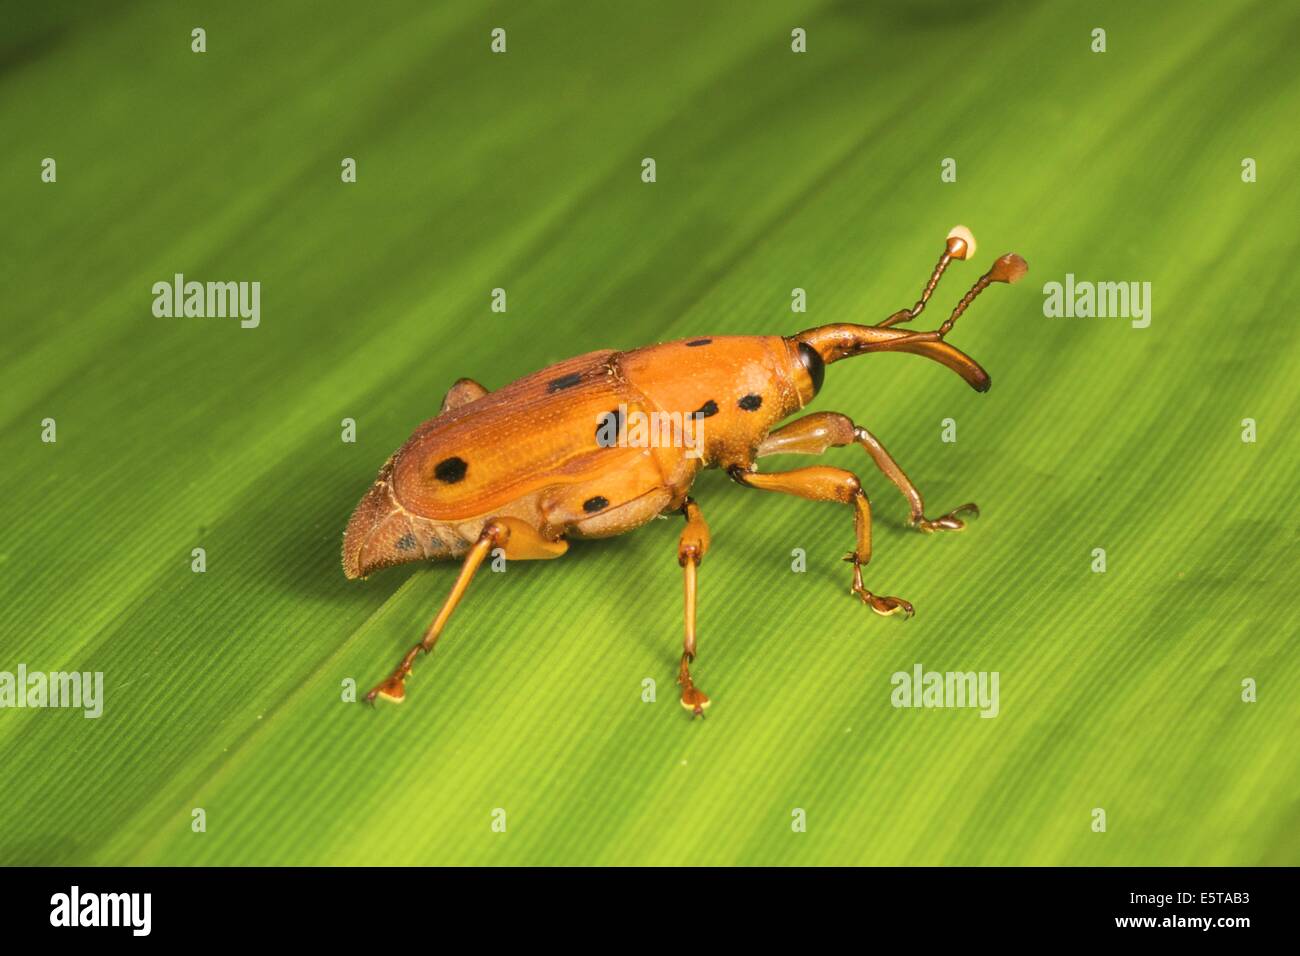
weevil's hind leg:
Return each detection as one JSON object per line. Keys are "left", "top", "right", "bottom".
{"left": 366, "top": 516, "right": 567, "bottom": 704}
{"left": 440, "top": 378, "right": 490, "bottom": 414}
{"left": 730, "top": 465, "right": 912, "bottom": 617}
{"left": 676, "top": 498, "right": 711, "bottom": 717}
{"left": 757, "top": 412, "right": 977, "bottom": 533}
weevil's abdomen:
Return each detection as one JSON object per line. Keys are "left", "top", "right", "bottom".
{"left": 342, "top": 456, "right": 490, "bottom": 578}
{"left": 342, "top": 348, "right": 692, "bottom": 578}
{"left": 388, "top": 350, "right": 634, "bottom": 521}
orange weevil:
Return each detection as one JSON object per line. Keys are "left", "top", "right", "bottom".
{"left": 343, "top": 226, "right": 1027, "bottom": 716}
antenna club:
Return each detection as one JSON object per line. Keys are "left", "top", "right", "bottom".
{"left": 990, "top": 253, "right": 1028, "bottom": 284}
{"left": 946, "top": 225, "right": 976, "bottom": 260}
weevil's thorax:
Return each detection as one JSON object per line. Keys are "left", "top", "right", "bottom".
{"left": 617, "top": 335, "right": 811, "bottom": 469}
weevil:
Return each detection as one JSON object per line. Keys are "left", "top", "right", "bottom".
{"left": 343, "top": 225, "right": 1027, "bottom": 715}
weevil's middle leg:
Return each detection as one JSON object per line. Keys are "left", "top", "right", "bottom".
{"left": 730, "top": 464, "right": 912, "bottom": 617}
{"left": 757, "top": 412, "right": 977, "bottom": 533}
{"left": 677, "top": 498, "right": 711, "bottom": 717}
{"left": 366, "top": 516, "right": 567, "bottom": 704}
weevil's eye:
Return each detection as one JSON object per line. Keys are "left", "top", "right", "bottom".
{"left": 796, "top": 341, "right": 825, "bottom": 399}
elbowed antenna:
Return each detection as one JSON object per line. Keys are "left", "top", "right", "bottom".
{"left": 936, "top": 251, "right": 1028, "bottom": 337}
{"left": 877, "top": 225, "right": 978, "bottom": 328}
{"left": 790, "top": 226, "right": 1028, "bottom": 392}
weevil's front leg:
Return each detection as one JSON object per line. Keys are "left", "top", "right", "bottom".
{"left": 854, "top": 425, "right": 977, "bottom": 533}
{"left": 440, "top": 377, "right": 490, "bottom": 413}
{"left": 677, "top": 498, "right": 711, "bottom": 717}
{"left": 730, "top": 465, "right": 912, "bottom": 617}
{"left": 756, "top": 412, "right": 977, "bottom": 533}
{"left": 366, "top": 516, "right": 567, "bottom": 704}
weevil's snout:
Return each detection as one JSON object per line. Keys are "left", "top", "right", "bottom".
{"left": 342, "top": 470, "right": 419, "bottom": 579}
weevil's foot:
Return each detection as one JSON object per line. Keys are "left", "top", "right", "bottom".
{"left": 841, "top": 553, "right": 914, "bottom": 617}
{"left": 677, "top": 653, "right": 710, "bottom": 718}
{"left": 914, "top": 502, "right": 979, "bottom": 534}
{"left": 680, "top": 685, "right": 711, "bottom": 718}
{"left": 852, "top": 587, "right": 914, "bottom": 618}
{"left": 365, "top": 672, "right": 409, "bottom": 705}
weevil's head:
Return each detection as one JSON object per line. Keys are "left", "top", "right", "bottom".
{"left": 787, "top": 323, "right": 993, "bottom": 395}
{"left": 786, "top": 338, "right": 828, "bottom": 405}
{"left": 786, "top": 230, "right": 1027, "bottom": 397}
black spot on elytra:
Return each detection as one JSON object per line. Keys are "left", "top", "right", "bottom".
{"left": 433, "top": 456, "right": 468, "bottom": 483}
{"left": 595, "top": 408, "right": 624, "bottom": 446}
{"left": 396, "top": 533, "right": 417, "bottom": 551}
{"left": 694, "top": 400, "right": 719, "bottom": 418}
{"left": 738, "top": 393, "right": 763, "bottom": 411}
{"left": 547, "top": 372, "right": 582, "bottom": 392}
{"left": 686, "top": 338, "right": 712, "bottom": 347}
{"left": 583, "top": 496, "right": 609, "bottom": 514}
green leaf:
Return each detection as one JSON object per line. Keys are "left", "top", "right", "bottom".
{"left": 1, "top": 0, "right": 1296, "bottom": 866}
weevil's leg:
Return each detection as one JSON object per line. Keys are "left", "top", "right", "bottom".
{"left": 440, "top": 377, "right": 490, "bottom": 414}
{"left": 729, "top": 464, "right": 912, "bottom": 617}
{"left": 366, "top": 516, "right": 567, "bottom": 704}
{"left": 878, "top": 226, "right": 977, "bottom": 328}
{"left": 757, "top": 412, "right": 977, "bottom": 532}
{"left": 676, "top": 497, "right": 711, "bottom": 717}
{"left": 854, "top": 424, "right": 977, "bottom": 532}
